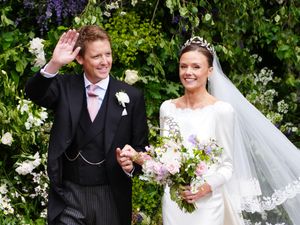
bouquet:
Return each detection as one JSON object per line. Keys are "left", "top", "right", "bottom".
{"left": 139, "top": 119, "right": 223, "bottom": 213}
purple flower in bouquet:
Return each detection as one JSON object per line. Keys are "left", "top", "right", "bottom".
{"left": 188, "top": 134, "right": 197, "bottom": 145}
{"left": 205, "top": 145, "right": 212, "bottom": 154}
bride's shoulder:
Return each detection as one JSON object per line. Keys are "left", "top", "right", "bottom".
{"left": 214, "top": 101, "right": 235, "bottom": 114}
{"left": 160, "top": 99, "right": 175, "bottom": 109}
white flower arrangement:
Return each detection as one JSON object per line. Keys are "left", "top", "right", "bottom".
{"left": 116, "top": 91, "right": 130, "bottom": 116}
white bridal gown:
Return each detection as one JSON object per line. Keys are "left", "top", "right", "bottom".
{"left": 160, "top": 100, "right": 243, "bottom": 225}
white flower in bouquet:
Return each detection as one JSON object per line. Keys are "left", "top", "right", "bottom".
{"left": 1, "top": 132, "right": 13, "bottom": 146}
{"left": 159, "top": 146, "right": 181, "bottom": 175}
{"left": 124, "top": 69, "right": 139, "bottom": 85}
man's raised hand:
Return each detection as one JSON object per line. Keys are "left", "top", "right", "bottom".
{"left": 45, "top": 29, "right": 81, "bottom": 74}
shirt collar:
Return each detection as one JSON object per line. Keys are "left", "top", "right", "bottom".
{"left": 84, "top": 74, "right": 110, "bottom": 91}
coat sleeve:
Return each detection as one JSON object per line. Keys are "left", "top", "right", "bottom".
{"left": 25, "top": 71, "right": 60, "bottom": 109}
{"left": 130, "top": 90, "right": 149, "bottom": 151}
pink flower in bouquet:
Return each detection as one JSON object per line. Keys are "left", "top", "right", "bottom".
{"left": 143, "top": 160, "right": 169, "bottom": 183}
{"left": 166, "top": 162, "right": 181, "bottom": 175}
{"left": 195, "top": 161, "right": 208, "bottom": 176}
{"left": 160, "top": 148, "right": 181, "bottom": 175}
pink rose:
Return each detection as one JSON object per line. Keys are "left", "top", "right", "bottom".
{"left": 195, "top": 161, "right": 207, "bottom": 176}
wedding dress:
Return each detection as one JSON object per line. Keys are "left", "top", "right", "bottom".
{"left": 159, "top": 52, "right": 300, "bottom": 225}
{"left": 160, "top": 100, "right": 244, "bottom": 225}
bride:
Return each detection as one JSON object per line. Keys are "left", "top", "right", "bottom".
{"left": 118, "top": 37, "right": 300, "bottom": 225}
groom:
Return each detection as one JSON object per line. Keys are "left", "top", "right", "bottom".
{"left": 25, "top": 25, "right": 148, "bottom": 225}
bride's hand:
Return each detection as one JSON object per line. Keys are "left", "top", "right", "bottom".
{"left": 119, "top": 144, "right": 145, "bottom": 165}
{"left": 181, "top": 183, "right": 212, "bottom": 203}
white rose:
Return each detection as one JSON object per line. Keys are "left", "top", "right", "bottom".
{"left": 124, "top": 69, "right": 139, "bottom": 85}
{"left": 1, "top": 132, "right": 13, "bottom": 146}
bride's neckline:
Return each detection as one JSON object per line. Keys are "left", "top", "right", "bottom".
{"left": 169, "top": 99, "right": 222, "bottom": 111}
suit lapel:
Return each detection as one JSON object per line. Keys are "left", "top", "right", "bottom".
{"left": 104, "top": 77, "right": 123, "bottom": 153}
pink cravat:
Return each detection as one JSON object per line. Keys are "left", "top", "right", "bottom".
{"left": 87, "top": 84, "right": 99, "bottom": 122}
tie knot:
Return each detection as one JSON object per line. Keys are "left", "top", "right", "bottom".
{"left": 87, "top": 84, "right": 98, "bottom": 97}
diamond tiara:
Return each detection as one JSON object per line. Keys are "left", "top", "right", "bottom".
{"left": 181, "top": 36, "right": 215, "bottom": 55}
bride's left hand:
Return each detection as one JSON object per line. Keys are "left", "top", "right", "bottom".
{"left": 181, "top": 183, "right": 212, "bottom": 203}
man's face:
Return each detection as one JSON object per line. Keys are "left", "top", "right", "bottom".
{"left": 76, "top": 39, "right": 112, "bottom": 83}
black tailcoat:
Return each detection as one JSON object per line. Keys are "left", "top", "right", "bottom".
{"left": 25, "top": 72, "right": 149, "bottom": 225}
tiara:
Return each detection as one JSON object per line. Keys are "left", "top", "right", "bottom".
{"left": 181, "top": 36, "right": 214, "bottom": 55}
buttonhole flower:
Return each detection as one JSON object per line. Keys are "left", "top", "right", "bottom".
{"left": 116, "top": 91, "right": 130, "bottom": 116}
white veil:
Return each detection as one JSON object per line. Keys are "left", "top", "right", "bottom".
{"left": 208, "top": 53, "right": 300, "bottom": 224}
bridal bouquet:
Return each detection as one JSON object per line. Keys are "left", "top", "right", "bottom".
{"left": 139, "top": 121, "right": 223, "bottom": 213}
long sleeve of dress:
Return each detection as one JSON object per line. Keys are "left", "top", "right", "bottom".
{"left": 205, "top": 104, "right": 235, "bottom": 191}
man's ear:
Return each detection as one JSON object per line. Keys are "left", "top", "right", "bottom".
{"left": 75, "top": 55, "right": 83, "bottom": 65}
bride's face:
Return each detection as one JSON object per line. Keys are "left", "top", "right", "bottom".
{"left": 179, "top": 50, "right": 213, "bottom": 92}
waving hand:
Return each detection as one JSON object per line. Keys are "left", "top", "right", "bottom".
{"left": 45, "top": 29, "right": 81, "bottom": 74}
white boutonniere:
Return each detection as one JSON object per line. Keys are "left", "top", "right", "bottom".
{"left": 115, "top": 91, "right": 130, "bottom": 116}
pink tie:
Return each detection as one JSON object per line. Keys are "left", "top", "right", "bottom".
{"left": 87, "top": 84, "right": 99, "bottom": 122}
